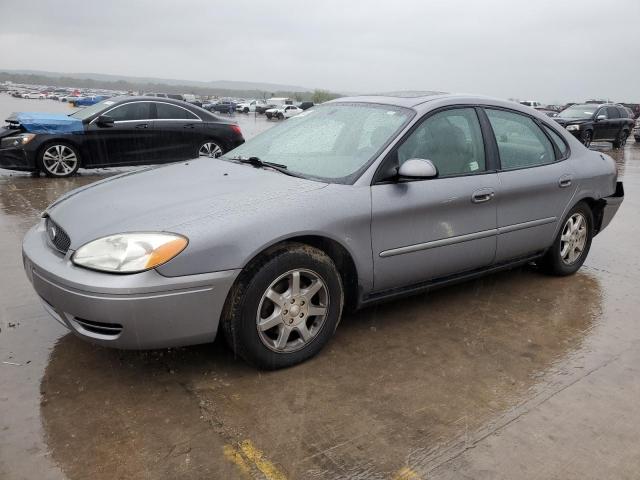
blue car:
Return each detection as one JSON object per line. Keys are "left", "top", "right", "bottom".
{"left": 71, "top": 95, "right": 110, "bottom": 107}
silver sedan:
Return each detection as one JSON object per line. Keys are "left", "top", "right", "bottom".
{"left": 22, "top": 93, "right": 624, "bottom": 369}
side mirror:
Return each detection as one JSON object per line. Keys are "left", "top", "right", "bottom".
{"left": 596, "top": 114, "right": 607, "bottom": 121}
{"left": 398, "top": 158, "right": 438, "bottom": 180}
{"left": 95, "top": 115, "right": 114, "bottom": 127}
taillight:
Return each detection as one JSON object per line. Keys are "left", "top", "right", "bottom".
{"left": 230, "top": 124, "right": 243, "bottom": 137}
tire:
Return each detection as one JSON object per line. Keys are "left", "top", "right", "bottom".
{"left": 197, "top": 140, "right": 224, "bottom": 158}
{"left": 277, "top": 112, "right": 284, "bottom": 120}
{"left": 612, "top": 130, "right": 629, "bottom": 149}
{"left": 538, "top": 202, "right": 593, "bottom": 276}
{"left": 38, "top": 142, "right": 80, "bottom": 178}
{"left": 243, "top": 107, "right": 249, "bottom": 113}
{"left": 266, "top": 113, "right": 272, "bottom": 119}
{"left": 581, "top": 129, "right": 592, "bottom": 148}
{"left": 221, "top": 243, "right": 344, "bottom": 369}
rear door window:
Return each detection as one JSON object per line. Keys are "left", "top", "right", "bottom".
{"left": 155, "top": 103, "right": 198, "bottom": 120}
{"left": 485, "top": 109, "right": 555, "bottom": 169}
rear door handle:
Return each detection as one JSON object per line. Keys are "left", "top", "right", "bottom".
{"left": 471, "top": 189, "right": 495, "bottom": 203}
{"left": 183, "top": 124, "right": 196, "bottom": 129}
{"left": 135, "top": 123, "right": 148, "bottom": 129}
{"left": 558, "top": 175, "right": 573, "bottom": 188}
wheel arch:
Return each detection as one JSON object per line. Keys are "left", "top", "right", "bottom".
{"left": 37, "top": 137, "right": 84, "bottom": 166}
{"left": 239, "top": 234, "right": 361, "bottom": 312}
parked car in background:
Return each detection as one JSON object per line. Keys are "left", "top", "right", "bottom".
{"left": 633, "top": 118, "right": 640, "bottom": 142}
{"left": 554, "top": 103, "right": 634, "bottom": 148}
{"left": 22, "top": 92, "right": 44, "bottom": 99}
{"left": 20, "top": 93, "right": 623, "bottom": 369}
{"left": 256, "top": 103, "right": 277, "bottom": 114}
{"left": 71, "top": 95, "right": 110, "bottom": 107}
{"left": 0, "top": 97, "right": 244, "bottom": 177}
{"left": 209, "top": 101, "right": 237, "bottom": 113}
{"left": 236, "top": 99, "right": 268, "bottom": 113}
{"left": 535, "top": 108, "right": 558, "bottom": 117}
{"left": 520, "top": 100, "right": 543, "bottom": 108}
{"left": 265, "top": 105, "right": 303, "bottom": 119}
{"left": 298, "top": 101, "right": 314, "bottom": 110}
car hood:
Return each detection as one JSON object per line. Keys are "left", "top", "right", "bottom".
{"left": 554, "top": 117, "right": 590, "bottom": 126}
{"left": 6, "top": 112, "right": 84, "bottom": 134}
{"left": 46, "top": 159, "right": 328, "bottom": 249}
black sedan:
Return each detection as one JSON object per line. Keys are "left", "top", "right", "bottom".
{"left": 0, "top": 97, "right": 244, "bottom": 177}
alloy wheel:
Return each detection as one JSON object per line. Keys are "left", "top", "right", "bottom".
{"left": 198, "top": 142, "right": 223, "bottom": 158}
{"left": 582, "top": 131, "right": 592, "bottom": 148}
{"left": 42, "top": 145, "right": 78, "bottom": 176}
{"left": 256, "top": 269, "right": 330, "bottom": 353}
{"left": 560, "top": 213, "right": 587, "bottom": 265}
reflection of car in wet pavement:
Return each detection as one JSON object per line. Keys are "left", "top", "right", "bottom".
{"left": 21, "top": 93, "right": 623, "bottom": 369}
{"left": 0, "top": 96, "right": 245, "bottom": 177}
{"left": 554, "top": 103, "right": 634, "bottom": 148}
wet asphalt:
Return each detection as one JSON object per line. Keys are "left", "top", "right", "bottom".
{"left": 1, "top": 96, "right": 639, "bottom": 479}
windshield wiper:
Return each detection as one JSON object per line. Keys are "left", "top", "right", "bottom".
{"left": 229, "top": 156, "right": 304, "bottom": 178}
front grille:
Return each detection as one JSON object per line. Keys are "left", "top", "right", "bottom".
{"left": 45, "top": 216, "right": 71, "bottom": 254}
{"left": 72, "top": 317, "right": 123, "bottom": 337}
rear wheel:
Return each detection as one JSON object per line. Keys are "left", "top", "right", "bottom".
{"left": 613, "top": 130, "right": 628, "bottom": 148}
{"left": 198, "top": 141, "right": 224, "bottom": 158}
{"left": 221, "top": 243, "right": 344, "bottom": 369}
{"left": 538, "top": 202, "right": 593, "bottom": 276}
{"left": 39, "top": 143, "right": 80, "bottom": 178}
{"left": 581, "top": 129, "right": 592, "bottom": 148}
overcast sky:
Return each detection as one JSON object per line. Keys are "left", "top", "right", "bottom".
{"left": 1, "top": 0, "right": 638, "bottom": 103}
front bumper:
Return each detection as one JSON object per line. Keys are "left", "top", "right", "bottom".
{"left": 0, "top": 146, "right": 35, "bottom": 171}
{"left": 22, "top": 221, "right": 240, "bottom": 349}
{"left": 598, "top": 181, "right": 624, "bottom": 233}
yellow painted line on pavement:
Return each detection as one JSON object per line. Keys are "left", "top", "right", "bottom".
{"left": 223, "top": 444, "right": 252, "bottom": 478}
{"left": 224, "top": 440, "right": 288, "bottom": 480}
{"left": 239, "top": 440, "right": 288, "bottom": 480}
{"left": 393, "top": 466, "right": 421, "bottom": 480}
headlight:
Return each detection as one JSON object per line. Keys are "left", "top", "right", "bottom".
{"left": 566, "top": 124, "right": 581, "bottom": 131}
{"left": 1, "top": 133, "right": 36, "bottom": 148}
{"left": 72, "top": 233, "right": 188, "bottom": 273}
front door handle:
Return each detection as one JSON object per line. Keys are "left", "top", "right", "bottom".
{"left": 558, "top": 175, "right": 573, "bottom": 188}
{"left": 471, "top": 189, "right": 495, "bottom": 203}
{"left": 135, "top": 123, "right": 148, "bottom": 129}
{"left": 183, "top": 123, "right": 196, "bottom": 129}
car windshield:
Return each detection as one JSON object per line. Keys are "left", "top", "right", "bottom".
{"left": 558, "top": 105, "right": 598, "bottom": 119}
{"left": 223, "top": 103, "right": 413, "bottom": 183}
{"left": 69, "top": 99, "right": 118, "bottom": 120}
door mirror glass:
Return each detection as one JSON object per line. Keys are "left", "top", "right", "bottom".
{"left": 398, "top": 158, "right": 438, "bottom": 179}
{"left": 95, "top": 115, "right": 114, "bottom": 127}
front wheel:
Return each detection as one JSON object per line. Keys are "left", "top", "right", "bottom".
{"left": 277, "top": 112, "right": 284, "bottom": 120}
{"left": 538, "top": 202, "right": 593, "bottom": 276}
{"left": 581, "top": 130, "right": 592, "bottom": 148}
{"left": 221, "top": 243, "right": 344, "bottom": 369}
{"left": 39, "top": 143, "right": 80, "bottom": 177}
